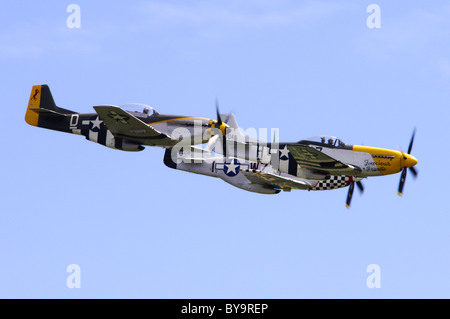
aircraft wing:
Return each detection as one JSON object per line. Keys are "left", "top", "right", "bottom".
{"left": 93, "top": 105, "right": 169, "bottom": 141}
{"left": 29, "top": 108, "right": 69, "bottom": 117}
{"left": 287, "top": 144, "right": 361, "bottom": 175}
{"left": 241, "top": 170, "right": 312, "bottom": 190}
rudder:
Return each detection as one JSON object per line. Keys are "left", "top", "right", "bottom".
{"left": 25, "top": 85, "right": 44, "bottom": 126}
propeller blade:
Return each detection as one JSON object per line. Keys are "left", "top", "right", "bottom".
{"left": 222, "top": 134, "right": 227, "bottom": 158}
{"left": 215, "top": 98, "right": 227, "bottom": 158}
{"left": 356, "top": 181, "right": 364, "bottom": 193}
{"left": 398, "top": 129, "right": 417, "bottom": 196}
{"left": 407, "top": 128, "right": 416, "bottom": 154}
{"left": 215, "top": 98, "right": 222, "bottom": 125}
{"left": 398, "top": 168, "right": 407, "bottom": 196}
{"left": 409, "top": 166, "right": 418, "bottom": 178}
{"left": 346, "top": 181, "right": 355, "bottom": 208}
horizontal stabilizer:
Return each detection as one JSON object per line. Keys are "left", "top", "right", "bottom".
{"left": 29, "top": 108, "right": 69, "bottom": 117}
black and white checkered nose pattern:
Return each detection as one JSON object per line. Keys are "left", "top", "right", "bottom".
{"left": 312, "top": 175, "right": 352, "bottom": 191}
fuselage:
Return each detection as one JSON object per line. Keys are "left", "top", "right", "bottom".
{"left": 290, "top": 139, "right": 418, "bottom": 177}
{"left": 216, "top": 137, "right": 418, "bottom": 179}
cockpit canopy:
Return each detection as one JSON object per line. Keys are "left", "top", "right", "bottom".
{"left": 120, "top": 103, "right": 159, "bottom": 117}
{"left": 300, "top": 135, "right": 346, "bottom": 147}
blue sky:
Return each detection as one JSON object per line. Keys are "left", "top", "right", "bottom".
{"left": 1, "top": 0, "right": 450, "bottom": 298}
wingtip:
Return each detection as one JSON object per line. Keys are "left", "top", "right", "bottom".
{"left": 397, "top": 191, "right": 403, "bottom": 197}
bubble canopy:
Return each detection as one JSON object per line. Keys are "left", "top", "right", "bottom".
{"left": 299, "top": 135, "right": 346, "bottom": 147}
{"left": 118, "top": 103, "right": 159, "bottom": 117}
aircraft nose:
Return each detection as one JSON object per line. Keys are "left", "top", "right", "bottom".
{"left": 403, "top": 154, "right": 418, "bottom": 168}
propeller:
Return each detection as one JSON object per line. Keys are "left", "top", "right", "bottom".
{"left": 345, "top": 179, "right": 364, "bottom": 208}
{"left": 398, "top": 129, "right": 418, "bottom": 196}
{"left": 346, "top": 129, "right": 418, "bottom": 207}
{"left": 215, "top": 99, "right": 228, "bottom": 158}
